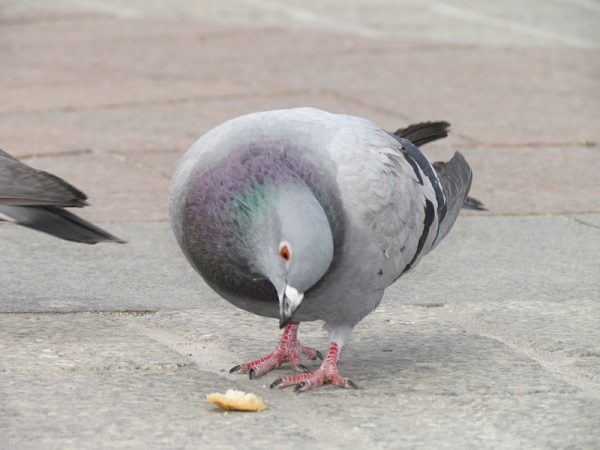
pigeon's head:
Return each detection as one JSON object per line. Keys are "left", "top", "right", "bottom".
{"left": 254, "top": 184, "right": 334, "bottom": 328}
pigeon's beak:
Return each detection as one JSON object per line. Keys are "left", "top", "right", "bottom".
{"left": 278, "top": 285, "right": 304, "bottom": 329}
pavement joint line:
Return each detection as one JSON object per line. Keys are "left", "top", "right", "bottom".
{"left": 449, "top": 132, "right": 485, "bottom": 147}
{"left": 113, "top": 315, "right": 242, "bottom": 381}
{"left": 0, "top": 11, "right": 116, "bottom": 26}
{"left": 237, "top": 0, "right": 383, "bottom": 38}
{"left": 566, "top": 216, "right": 600, "bottom": 231}
{"left": 1, "top": 362, "right": 197, "bottom": 375}
{"left": 0, "top": 89, "right": 314, "bottom": 116}
{"left": 461, "top": 212, "right": 599, "bottom": 219}
{"left": 544, "top": 0, "right": 600, "bottom": 15}
{"left": 63, "top": 0, "right": 140, "bottom": 18}
{"left": 481, "top": 141, "right": 598, "bottom": 149}
{"left": 107, "top": 151, "right": 173, "bottom": 180}
{"left": 15, "top": 148, "right": 95, "bottom": 160}
{"left": 320, "top": 88, "right": 412, "bottom": 121}
{"left": 15, "top": 147, "right": 184, "bottom": 161}
{"left": 0, "top": 310, "right": 160, "bottom": 316}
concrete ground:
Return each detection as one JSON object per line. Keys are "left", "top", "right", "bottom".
{"left": 1, "top": 1, "right": 599, "bottom": 448}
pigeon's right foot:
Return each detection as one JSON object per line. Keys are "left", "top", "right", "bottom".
{"left": 229, "top": 321, "right": 323, "bottom": 379}
{"left": 269, "top": 341, "right": 358, "bottom": 392}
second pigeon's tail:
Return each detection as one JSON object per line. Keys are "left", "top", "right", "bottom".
{"left": 1, "top": 147, "right": 125, "bottom": 244}
{"left": 0, "top": 149, "right": 88, "bottom": 207}
{"left": 0, "top": 205, "right": 125, "bottom": 244}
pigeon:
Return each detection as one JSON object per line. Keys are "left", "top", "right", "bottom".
{"left": 169, "top": 107, "right": 481, "bottom": 392}
{"left": 0, "top": 148, "right": 124, "bottom": 244}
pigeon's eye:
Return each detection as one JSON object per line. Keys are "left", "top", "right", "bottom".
{"left": 279, "top": 245, "right": 291, "bottom": 262}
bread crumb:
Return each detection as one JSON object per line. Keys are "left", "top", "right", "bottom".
{"left": 207, "top": 389, "right": 267, "bottom": 412}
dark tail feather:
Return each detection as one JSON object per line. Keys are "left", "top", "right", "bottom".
{"left": 0, "top": 205, "right": 125, "bottom": 244}
{"left": 463, "top": 196, "right": 487, "bottom": 211}
{"left": 394, "top": 121, "right": 450, "bottom": 147}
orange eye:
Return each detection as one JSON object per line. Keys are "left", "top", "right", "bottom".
{"left": 280, "top": 246, "right": 291, "bottom": 262}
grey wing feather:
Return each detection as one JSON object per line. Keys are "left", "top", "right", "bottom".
{"left": 430, "top": 151, "right": 473, "bottom": 249}
{"left": 0, "top": 149, "right": 88, "bottom": 207}
{"left": 0, "top": 205, "right": 125, "bottom": 244}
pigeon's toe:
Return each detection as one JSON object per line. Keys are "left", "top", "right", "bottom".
{"left": 270, "top": 341, "right": 357, "bottom": 392}
{"left": 271, "top": 363, "right": 357, "bottom": 393}
{"left": 230, "top": 322, "right": 321, "bottom": 379}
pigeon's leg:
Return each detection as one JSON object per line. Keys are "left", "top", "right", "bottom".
{"left": 229, "top": 322, "right": 323, "bottom": 379}
{"left": 269, "top": 342, "right": 358, "bottom": 392}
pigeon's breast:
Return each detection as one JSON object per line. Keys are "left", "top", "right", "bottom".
{"left": 179, "top": 140, "right": 345, "bottom": 317}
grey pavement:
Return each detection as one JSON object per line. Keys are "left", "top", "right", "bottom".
{"left": 1, "top": 1, "right": 600, "bottom": 448}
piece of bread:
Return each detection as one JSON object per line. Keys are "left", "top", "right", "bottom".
{"left": 207, "top": 389, "right": 267, "bottom": 412}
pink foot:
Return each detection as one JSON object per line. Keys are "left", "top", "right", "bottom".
{"left": 269, "top": 342, "right": 358, "bottom": 392}
{"left": 229, "top": 322, "right": 323, "bottom": 379}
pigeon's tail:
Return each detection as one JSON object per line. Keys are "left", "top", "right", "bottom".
{"left": 390, "top": 124, "right": 486, "bottom": 217}
{"left": 393, "top": 121, "right": 450, "bottom": 147}
{"left": 0, "top": 148, "right": 88, "bottom": 207}
{"left": 463, "top": 196, "right": 487, "bottom": 211}
{"left": 430, "top": 152, "right": 473, "bottom": 249}
{"left": 0, "top": 205, "right": 125, "bottom": 244}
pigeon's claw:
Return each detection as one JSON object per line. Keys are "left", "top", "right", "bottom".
{"left": 229, "top": 322, "right": 321, "bottom": 379}
{"left": 270, "top": 342, "right": 358, "bottom": 392}
{"left": 296, "top": 364, "right": 310, "bottom": 373}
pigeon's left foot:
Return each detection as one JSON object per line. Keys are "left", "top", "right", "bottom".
{"left": 229, "top": 322, "right": 322, "bottom": 379}
{"left": 270, "top": 342, "right": 358, "bottom": 392}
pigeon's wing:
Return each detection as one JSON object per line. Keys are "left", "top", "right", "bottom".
{"left": 393, "top": 122, "right": 450, "bottom": 147}
{"left": 326, "top": 114, "right": 440, "bottom": 288}
{"left": 0, "top": 205, "right": 125, "bottom": 244}
{"left": 0, "top": 149, "right": 88, "bottom": 207}
{"left": 430, "top": 152, "right": 473, "bottom": 249}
